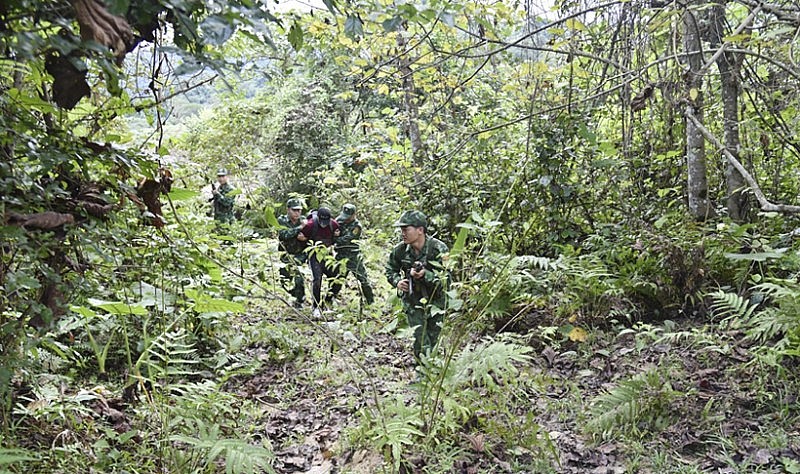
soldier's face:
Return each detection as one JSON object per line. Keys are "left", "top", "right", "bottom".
{"left": 217, "top": 175, "right": 228, "bottom": 185}
{"left": 400, "top": 225, "right": 423, "bottom": 244}
{"left": 288, "top": 207, "right": 302, "bottom": 221}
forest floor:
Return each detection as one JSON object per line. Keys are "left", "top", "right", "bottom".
{"left": 228, "top": 290, "right": 800, "bottom": 474}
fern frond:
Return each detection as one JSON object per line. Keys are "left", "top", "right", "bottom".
{"left": 171, "top": 425, "right": 274, "bottom": 474}
{"left": 585, "top": 366, "right": 681, "bottom": 440}
{"left": 135, "top": 328, "right": 198, "bottom": 379}
{"left": 445, "top": 335, "right": 532, "bottom": 391}
{"left": 514, "top": 255, "right": 555, "bottom": 271}
{"left": 709, "top": 290, "right": 758, "bottom": 324}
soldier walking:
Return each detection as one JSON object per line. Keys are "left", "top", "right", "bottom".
{"left": 211, "top": 168, "right": 235, "bottom": 225}
{"left": 335, "top": 203, "right": 374, "bottom": 305}
{"left": 277, "top": 198, "right": 308, "bottom": 308}
{"left": 385, "top": 210, "right": 449, "bottom": 360}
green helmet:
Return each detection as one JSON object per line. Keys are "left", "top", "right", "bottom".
{"left": 286, "top": 198, "right": 303, "bottom": 209}
{"left": 393, "top": 210, "right": 427, "bottom": 229}
{"left": 216, "top": 167, "right": 228, "bottom": 176}
{"left": 338, "top": 203, "right": 356, "bottom": 220}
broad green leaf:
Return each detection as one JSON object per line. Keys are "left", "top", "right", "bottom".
{"left": 451, "top": 222, "right": 470, "bottom": 256}
{"left": 322, "top": 0, "right": 338, "bottom": 14}
{"left": 193, "top": 297, "right": 244, "bottom": 313}
{"left": 263, "top": 206, "right": 280, "bottom": 228}
{"left": 168, "top": 188, "right": 199, "bottom": 201}
{"left": 724, "top": 249, "right": 787, "bottom": 262}
{"left": 568, "top": 326, "right": 588, "bottom": 342}
{"left": 288, "top": 21, "right": 304, "bottom": 50}
{"left": 88, "top": 299, "right": 148, "bottom": 315}
{"left": 0, "top": 448, "right": 38, "bottom": 465}
{"left": 382, "top": 15, "right": 403, "bottom": 32}
{"left": 344, "top": 15, "right": 363, "bottom": 38}
{"left": 200, "top": 15, "right": 234, "bottom": 45}
{"left": 565, "top": 18, "right": 586, "bottom": 31}
{"left": 70, "top": 305, "right": 97, "bottom": 318}
{"left": 7, "top": 88, "right": 56, "bottom": 114}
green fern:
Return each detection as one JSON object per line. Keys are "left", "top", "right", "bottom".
{"left": 747, "top": 280, "right": 800, "bottom": 346}
{"left": 585, "top": 366, "right": 681, "bottom": 440}
{"left": 357, "top": 395, "right": 424, "bottom": 472}
{"left": 171, "top": 421, "right": 274, "bottom": 474}
{"left": 135, "top": 327, "right": 198, "bottom": 381}
{"left": 443, "top": 335, "right": 533, "bottom": 392}
{"left": 709, "top": 290, "right": 758, "bottom": 326}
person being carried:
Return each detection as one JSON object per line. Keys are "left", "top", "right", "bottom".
{"left": 334, "top": 203, "right": 374, "bottom": 306}
{"left": 210, "top": 167, "right": 235, "bottom": 225}
{"left": 298, "top": 207, "right": 341, "bottom": 318}
{"left": 385, "top": 210, "right": 449, "bottom": 361}
{"left": 277, "top": 198, "right": 308, "bottom": 308}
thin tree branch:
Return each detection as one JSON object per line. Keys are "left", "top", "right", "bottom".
{"left": 685, "top": 108, "right": 800, "bottom": 213}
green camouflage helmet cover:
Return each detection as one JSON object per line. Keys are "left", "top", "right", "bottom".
{"left": 393, "top": 210, "right": 427, "bottom": 229}
{"left": 216, "top": 167, "right": 228, "bottom": 176}
{"left": 338, "top": 203, "right": 356, "bottom": 220}
{"left": 286, "top": 198, "right": 303, "bottom": 209}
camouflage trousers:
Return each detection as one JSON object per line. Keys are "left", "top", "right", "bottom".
{"left": 404, "top": 298, "right": 445, "bottom": 360}
{"left": 280, "top": 252, "right": 306, "bottom": 304}
{"left": 336, "top": 253, "right": 374, "bottom": 305}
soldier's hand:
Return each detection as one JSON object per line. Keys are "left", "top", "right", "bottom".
{"left": 410, "top": 267, "right": 425, "bottom": 279}
{"left": 297, "top": 233, "right": 308, "bottom": 241}
{"left": 397, "top": 279, "right": 410, "bottom": 292}
{"left": 334, "top": 229, "right": 341, "bottom": 237}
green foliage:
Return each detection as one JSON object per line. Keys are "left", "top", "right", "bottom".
{"left": 586, "top": 365, "right": 684, "bottom": 440}
{"left": 170, "top": 422, "right": 274, "bottom": 474}
{"left": 351, "top": 335, "right": 549, "bottom": 470}
{"left": 711, "top": 278, "right": 800, "bottom": 363}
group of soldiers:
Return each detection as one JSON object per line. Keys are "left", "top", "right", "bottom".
{"left": 210, "top": 169, "right": 449, "bottom": 361}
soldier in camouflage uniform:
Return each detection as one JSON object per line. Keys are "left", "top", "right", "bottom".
{"left": 211, "top": 168, "right": 235, "bottom": 224}
{"left": 335, "top": 203, "right": 374, "bottom": 305}
{"left": 277, "top": 198, "right": 308, "bottom": 308}
{"left": 385, "top": 210, "right": 449, "bottom": 360}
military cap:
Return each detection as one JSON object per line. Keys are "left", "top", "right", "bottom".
{"left": 338, "top": 203, "right": 356, "bottom": 220}
{"left": 394, "top": 210, "right": 427, "bottom": 228}
{"left": 286, "top": 198, "right": 303, "bottom": 209}
{"left": 216, "top": 167, "right": 228, "bottom": 176}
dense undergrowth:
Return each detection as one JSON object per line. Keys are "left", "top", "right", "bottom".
{"left": 4, "top": 1, "right": 800, "bottom": 472}
{"left": 2, "top": 194, "right": 800, "bottom": 472}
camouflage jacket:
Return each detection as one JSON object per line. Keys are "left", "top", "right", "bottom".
{"left": 386, "top": 236, "right": 449, "bottom": 304}
{"left": 277, "top": 213, "right": 307, "bottom": 255}
{"left": 334, "top": 218, "right": 364, "bottom": 256}
{"left": 212, "top": 183, "right": 235, "bottom": 223}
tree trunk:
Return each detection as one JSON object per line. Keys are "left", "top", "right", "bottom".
{"left": 683, "top": 2, "right": 714, "bottom": 220}
{"left": 710, "top": 1, "right": 749, "bottom": 222}
{"left": 396, "top": 27, "right": 425, "bottom": 167}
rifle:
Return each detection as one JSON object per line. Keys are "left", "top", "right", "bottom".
{"left": 406, "top": 261, "right": 425, "bottom": 297}
{"left": 208, "top": 182, "right": 218, "bottom": 202}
